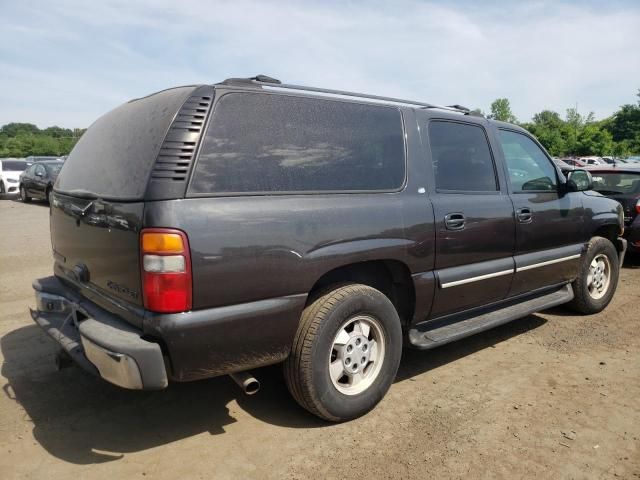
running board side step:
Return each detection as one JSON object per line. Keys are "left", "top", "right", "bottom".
{"left": 408, "top": 284, "right": 573, "bottom": 350}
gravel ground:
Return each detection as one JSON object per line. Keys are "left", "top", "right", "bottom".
{"left": 0, "top": 198, "right": 638, "bottom": 479}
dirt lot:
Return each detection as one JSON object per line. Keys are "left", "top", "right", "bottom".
{"left": 0, "top": 198, "right": 638, "bottom": 479}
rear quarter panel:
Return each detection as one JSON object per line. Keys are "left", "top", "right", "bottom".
{"left": 143, "top": 193, "right": 435, "bottom": 309}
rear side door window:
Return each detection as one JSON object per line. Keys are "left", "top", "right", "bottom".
{"left": 189, "top": 93, "right": 406, "bottom": 194}
{"left": 497, "top": 129, "right": 558, "bottom": 192}
{"left": 428, "top": 121, "right": 498, "bottom": 192}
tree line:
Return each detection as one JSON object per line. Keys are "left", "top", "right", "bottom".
{"left": 1, "top": 89, "right": 639, "bottom": 158}
{"left": 0, "top": 124, "right": 86, "bottom": 158}
{"left": 481, "top": 89, "right": 640, "bottom": 157}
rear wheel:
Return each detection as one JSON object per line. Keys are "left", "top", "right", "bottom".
{"left": 284, "top": 284, "right": 402, "bottom": 422}
{"left": 20, "top": 185, "right": 31, "bottom": 203}
{"left": 46, "top": 186, "right": 53, "bottom": 204}
{"left": 568, "top": 237, "right": 619, "bottom": 314}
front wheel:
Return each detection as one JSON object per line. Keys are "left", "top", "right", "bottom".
{"left": 20, "top": 185, "right": 31, "bottom": 203}
{"left": 568, "top": 237, "right": 620, "bottom": 314}
{"left": 284, "top": 284, "right": 402, "bottom": 422}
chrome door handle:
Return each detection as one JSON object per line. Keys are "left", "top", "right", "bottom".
{"left": 516, "top": 207, "right": 532, "bottom": 223}
{"left": 444, "top": 213, "right": 466, "bottom": 231}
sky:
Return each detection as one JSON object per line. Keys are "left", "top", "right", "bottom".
{"left": 1, "top": 0, "right": 639, "bottom": 128}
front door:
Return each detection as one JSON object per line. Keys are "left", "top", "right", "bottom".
{"left": 494, "top": 128, "right": 585, "bottom": 297}
{"left": 420, "top": 117, "right": 516, "bottom": 319}
{"left": 32, "top": 164, "right": 47, "bottom": 197}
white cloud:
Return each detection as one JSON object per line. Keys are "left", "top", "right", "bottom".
{"left": 0, "top": 0, "right": 638, "bottom": 127}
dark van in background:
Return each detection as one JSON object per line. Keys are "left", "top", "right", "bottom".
{"left": 31, "top": 76, "right": 625, "bottom": 421}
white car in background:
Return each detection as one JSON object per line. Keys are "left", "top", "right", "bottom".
{"left": 0, "top": 159, "right": 30, "bottom": 196}
{"left": 579, "top": 156, "right": 607, "bottom": 166}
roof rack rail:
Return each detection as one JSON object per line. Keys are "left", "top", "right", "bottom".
{"left": 218, "top": 76, "right": 478, "bottom": 115}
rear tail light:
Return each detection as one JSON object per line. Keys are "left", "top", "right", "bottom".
{"left": 636, "top": 199, "right": 640, "bottom": 214}
{"left": 141, "top": 229, "right": 192, "bottom": 313}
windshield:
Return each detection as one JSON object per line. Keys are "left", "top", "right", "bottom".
{"left": 1, "top": 160, "right": 28, "bottom": 172}
{"left": 591, "top": 172, "right": 640, "bottom": 195}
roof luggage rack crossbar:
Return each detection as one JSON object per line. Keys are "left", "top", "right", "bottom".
{"left": 220, "top": 75, "right": 474, "bottom": 115}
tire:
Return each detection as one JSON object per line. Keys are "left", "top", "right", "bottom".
{"left": 46, "top": 186, "right": 52, "bottom": 204}
{"left": 568, "top": 236, "right": 620, "bottom": 314}
{"left": 0, "top": 181, "right": 5, "bottom": 195}
{"left": 20, "top": 185, "right": 31, "bottom": 203}
{"left": 284, "top": 283, "right": 402, "bottom": 422}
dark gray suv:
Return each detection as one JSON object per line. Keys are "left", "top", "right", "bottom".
{"left": 31, "top": 76, "right": 626, "bottom": 421}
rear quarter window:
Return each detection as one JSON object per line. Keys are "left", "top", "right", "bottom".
{"left": 189, "top": 93, "right": 406, "bottom": 194}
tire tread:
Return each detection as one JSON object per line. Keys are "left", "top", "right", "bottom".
{"left": 284, "top": 283, "right": 377, "bottom": 421}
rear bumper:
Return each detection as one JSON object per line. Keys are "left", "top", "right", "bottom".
{"left": 623, "top": 225, "right": 639, "bottom": 253}
{"left": 31, "top": 276, "right": 168, "bottom": 390}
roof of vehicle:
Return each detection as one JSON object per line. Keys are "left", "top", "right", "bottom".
{"left": 211, "top": 75, "right": 532, "bottom": 127}
{"left": 33, "top": 160, "right": 64, "bottom": 168}
{"left": 485, "top": 118, "right": 530, "bottom": 134}
{"left": 26, "top": 156, "right": 63, "bottom": 162}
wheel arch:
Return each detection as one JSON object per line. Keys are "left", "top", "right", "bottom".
{"left": 592, "top": 224, "right": 625, "bottom": 260}
{"left": 307, "top": 259, "right": 416, "bottom": 327}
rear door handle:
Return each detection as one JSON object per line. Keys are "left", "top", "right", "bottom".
{"left": 444, "top": 212, "right": 466, "bottom": 231}
{"left": 516, "top": 207, "right": 532, "bottom": 223}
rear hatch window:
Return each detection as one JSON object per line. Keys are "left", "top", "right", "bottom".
{"left": 1, "top": 160, "right": 28, "bottom": 172}
{"left": 55, "top": 86, "right": 197, "bottom": 200}
{"left": 591, "top": 172, "right": 640, "bottom": 223}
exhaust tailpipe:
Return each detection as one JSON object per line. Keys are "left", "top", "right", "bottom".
{"left": 230, "top": 371, "right": 260, "bottom": 395}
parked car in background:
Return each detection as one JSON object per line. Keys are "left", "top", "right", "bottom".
{"left": 590, "top": 167, "right": 640, "bottom": 253}
{"left": 30, "top": 76, "right": 626, "bottom": 422}
{"left": 580, "top": 156, "right": 606, "bottom": 166}
{"left": 25, "top": 156, "right": 64, "bottom": 163}
{"left": 553, "top": 158, "right": 575, "bottom": 171}
{"left": 19, "top": 160, "right": 63, "bottom": 203}
{"left": 0, "top": 159, "right": 29, "bottom": 196}
{"left": 562, "top": 158, "right": 587, "bottom": 168}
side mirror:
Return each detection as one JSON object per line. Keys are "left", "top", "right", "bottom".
{"left": 567, "top": 169, "right": 593, "bottom": 192}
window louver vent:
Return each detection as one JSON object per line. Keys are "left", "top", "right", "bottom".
{"left": 151, "top": 90, "right": 213, "bottom": 183}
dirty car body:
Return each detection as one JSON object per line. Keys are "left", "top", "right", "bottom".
{"left": 31, "top": 76, "right": 626, "bottom": 420}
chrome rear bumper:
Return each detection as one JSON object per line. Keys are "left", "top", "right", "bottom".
{"left": 31, "top": 276, "right": 168, "bottom": 390}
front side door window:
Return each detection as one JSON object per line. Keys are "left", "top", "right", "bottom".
{"left": 497, "top": 129, "right": 557, "bottom": 193}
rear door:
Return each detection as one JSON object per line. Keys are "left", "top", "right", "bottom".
{"left": 494, "top": 128, "right": 585, "bottom": 296}
{"left": 419, "top": 115, "right": 516, "bottom": 318}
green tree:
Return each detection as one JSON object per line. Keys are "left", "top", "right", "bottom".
{"left": 576, "top": 124, "right": 613, "bottom": 156}
{"left": 0, "top": 123, "right": 84, "bottom": 157}
{"left": 488, "top": 98, "right": 517, "bottom": 123}
{"left": 0, "top": 123, "right": 40, "bottom": 136}
{"left": 525, "top": 110, "right": 567, "bottom": 156}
